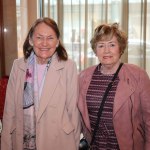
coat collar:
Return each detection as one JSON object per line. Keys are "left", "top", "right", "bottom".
{"left": 18, "top": 52, "right": 64, "bottom": 71}
{"left": 18, "top": 58, "right": 27, "bottom": 72}
{"left": 113, "top": 65, "right": 136, "bottom": 117}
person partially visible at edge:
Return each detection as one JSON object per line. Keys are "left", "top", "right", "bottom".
{"left": 1, "top": 17, "right": 81, "bottom": 150}
{"left": 78, "top": 23, "right": 150, "bottom": 150}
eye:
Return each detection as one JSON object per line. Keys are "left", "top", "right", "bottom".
{"left": 47, "top": 36, "right": 54, "bottom": 40}
{"left": 36, "top": 36, "right": 42, "bottom": 40}
{"left": 109, "top": 43, "right": 115, "bottom": 47}
{"left": 97, "top": 44, "right": 104, "bottom": 48}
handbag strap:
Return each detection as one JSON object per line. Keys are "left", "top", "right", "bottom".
{"left": 90, "top": 62, "right": 123, "bottom": 146}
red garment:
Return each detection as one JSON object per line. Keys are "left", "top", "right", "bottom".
{"left": 0, "top": 76, "right": 9, "bottom": 119}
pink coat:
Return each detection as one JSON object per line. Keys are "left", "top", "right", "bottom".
{"left": 78, "top": 63, "right": 150, "bottom": 150}
{"left": 1, "top": 54, "right": 81, "bottom": 150}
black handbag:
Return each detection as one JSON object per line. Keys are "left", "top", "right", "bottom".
{"left": 79, "top": 137, "right": 90, "bottom": 150}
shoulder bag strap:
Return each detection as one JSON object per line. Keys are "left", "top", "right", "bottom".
{"left": 90, "top": 62, "right": 123, "bottom": 146}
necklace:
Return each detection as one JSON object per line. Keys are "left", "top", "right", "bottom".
{"left": 100, "top": 62, "right": 121, "bottom": 75}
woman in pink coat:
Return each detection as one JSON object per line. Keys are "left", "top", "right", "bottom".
{"left": 1, "top": 17, "right": 81, "bottom": 150}
{"left": 78, "top": 23, "right": 150, "bottom": 150}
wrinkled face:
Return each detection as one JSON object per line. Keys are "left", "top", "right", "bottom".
{"left": 95, "top": 36, "right": 121, "bottom": 67}
{"left": 29, "top": 22, "right": 59, "bottom": 64}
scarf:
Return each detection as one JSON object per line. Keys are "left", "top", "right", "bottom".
{"left": 23, "top": 52, "right": 51, "bottom": 150}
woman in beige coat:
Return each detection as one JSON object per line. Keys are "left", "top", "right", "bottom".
{"left": 78, "top": 23, "right": 150, "bottom": 150}
{"left": 1, "top": 17, "right": 81, "bottom": 150}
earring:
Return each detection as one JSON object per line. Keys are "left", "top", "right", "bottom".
{"left": 30, "top": 43, "right": 33, "bottom": 46}
{"left": 56, "top": 43, "right": 59, "bottom": 47}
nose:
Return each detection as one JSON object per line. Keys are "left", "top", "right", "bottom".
{"left": 41, "top": 38, "right": 49, "bottom": 46}
{"left": 104, "top": 44, "right": 110, "bottom": 53}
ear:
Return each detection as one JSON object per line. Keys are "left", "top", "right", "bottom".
{"left": 29, "top": 38, "right": 33, "bottom": 46}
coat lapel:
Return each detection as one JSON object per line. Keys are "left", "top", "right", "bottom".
{"left": 18, "top": 58, "right": 27, "bottom": 93}
{"left": 37, "top": 56, "right": 64, "bottom": 122}
{"left": 113, "top": 71, "right": 135, "bottom": 117}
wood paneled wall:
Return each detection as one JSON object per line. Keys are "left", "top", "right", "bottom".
{"left": 0, "top": 0, "right": 5, "bottom": 77}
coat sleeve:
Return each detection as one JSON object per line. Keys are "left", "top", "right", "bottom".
{"left": 139, "top": 70, "right": 150, "bottom": 150}
{"left": 65, "top": 60, "right": 81, "bottom": 149}
{"left": 1, "top": 60, "right": 18, "bottom": 150}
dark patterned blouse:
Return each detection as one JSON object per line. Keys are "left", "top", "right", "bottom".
{"left": 86, "top": 64, "right": 120, "bottom": 150}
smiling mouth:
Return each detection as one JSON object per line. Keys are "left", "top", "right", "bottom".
{"left": 40, "top": 48, "right": 50, "bottom": 51}
{"left": 103, "top": 56, "right": 112, "bottom": 59}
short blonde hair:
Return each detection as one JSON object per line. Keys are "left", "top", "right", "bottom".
{"left": 90, "top": 23, "right": 128, "bottom": 55}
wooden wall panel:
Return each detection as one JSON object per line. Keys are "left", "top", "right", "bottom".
{"left": 0, "top": 0, "right": 5, "bottom": 77}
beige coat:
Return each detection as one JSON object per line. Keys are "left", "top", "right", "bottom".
{"left": 1, "top": 54, "right": 81, "bottom": 150}
{"left": 78, "top": 63, "right": 150, "bottom": 150}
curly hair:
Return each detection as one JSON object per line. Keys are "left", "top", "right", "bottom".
{"left": 90, "top": 23, "right": 128, "bottom": 55}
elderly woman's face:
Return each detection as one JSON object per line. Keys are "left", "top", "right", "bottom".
{"left": 29, "top": 22, "right": 59, "bottom": 64}
{"left": 95, "top": 36, "right": 121, "bottom": 67}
